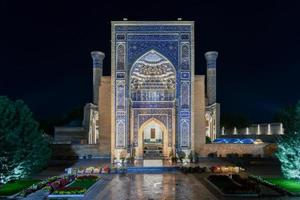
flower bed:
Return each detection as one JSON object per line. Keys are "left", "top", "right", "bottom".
{"left": 52, "top": 186, "right": 87, "bottom": 195}
{"left": 49, "top": 175, "right": 99, "bottom": 198}
{"left": 179, "top": 166, "right": 206, "bottom": 173}
{"left": 18, "top": 175, "right": 74, "bottom": 198}
{"left": 207, "top": 175, "right": 259, "bottom": 196}
{"left": 74, "top": 165, "right": 112, "bottom": 175}
{"left": 74, "top": 165, "right": 128, "bottom": 175}
{"left": 209, "top": 165, "right": 240, "bottom": 173}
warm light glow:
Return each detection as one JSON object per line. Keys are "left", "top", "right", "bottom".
{"left": 280, "top": 123, "right": 284, "bottom": 134}
{"left": 233, "top": 127, "right": 237, "bottom": 135}
{"left": 267, "top": 124, "right": 271, "bottom": 135}
{"left": 246, "top": 127, "right": 249, "bottom": 135}
{"left": 222, "top": 127, "right": 225, "bottom": 135}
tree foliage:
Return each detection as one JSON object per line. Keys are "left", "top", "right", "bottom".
{"left": 273, "top": 101, "right": 300, "bottom": 134}
{"left": 0, "top": 96, "right": 51, "bottom": 183}
{"left": 276, "top": 134, "right": 300, "bottom": 180}
{"left": 206, "top": 136, "right": 212, "bottom": 143}
{"left": 275, "top": 100, "right": 300, "bottom": 180}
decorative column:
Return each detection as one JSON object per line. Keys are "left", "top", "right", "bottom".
{"left": 91, "top": 51, "right": 105, "bottom": 105}
{"left": 204, "top": 51, "right": 220, "bottom": 139}
{"left": 204, "top": 51, "right": 218, "bottom": 105}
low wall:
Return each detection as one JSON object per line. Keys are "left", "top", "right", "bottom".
{"left": 52, "top": 144, "right": 110, "bottom": 159}
{"left": 71, "top": 144, "right": 110, "bottom": 158}
{"left": 54, "top": 127, "right": 87, "bottom": 144}
{"left": 199, "top": 143, "right": 270, "bottom": 157}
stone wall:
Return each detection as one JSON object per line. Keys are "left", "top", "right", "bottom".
{"left": 98, "top": 76, "right": 111, "bottom": 158}
{"left": 199, "top": 143, "right": 269, "bottom": 157}
{"left": 71, "top": 144, "right": 103, "bottom": 158}
{"left": 193, "top": 75, "right": 206, "bottom": 151}
{"left": 52, "top": 144, "right": 103, "bottom": 159}
{"left": 54, "top": 127, "right": 87, "bottom": 144}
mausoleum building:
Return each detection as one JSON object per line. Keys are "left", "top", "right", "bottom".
{"left": 54, "top": 21, "right": 221, "bottom": 160}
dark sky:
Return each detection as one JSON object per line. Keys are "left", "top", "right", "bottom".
{"left": 1, "top": 0, "right": 300, "bottom": 122}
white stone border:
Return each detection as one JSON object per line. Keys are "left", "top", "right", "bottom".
{"left": 48, "top": 194, "right": 84, "bottom": 198}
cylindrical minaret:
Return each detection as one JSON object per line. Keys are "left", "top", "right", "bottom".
{"left": 91, "top": 51, "right": 105, "bottom": 105}
{"left": 205, "top": 51, "right": 218, "bottom": 105}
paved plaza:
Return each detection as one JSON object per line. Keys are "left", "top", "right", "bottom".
{"left": 84, "top": 173, "right": 217, "bottom": 200}
{"left": 27, "top": 158, "right": 292, "bottom": 200}
{"left": 83, "top": 173, "right": 300, "bottom": 200}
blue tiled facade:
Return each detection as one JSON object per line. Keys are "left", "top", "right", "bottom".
{"left": 112, "top": 22, "right": 193, "bottom": 151}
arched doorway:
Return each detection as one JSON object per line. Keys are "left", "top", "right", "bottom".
{"left": 137, "top": 118, "right": 169, "bottom": 159}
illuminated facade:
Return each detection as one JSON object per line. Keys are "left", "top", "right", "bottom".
{"left": 56, "top": 21, "right": 220, "bottom": 160}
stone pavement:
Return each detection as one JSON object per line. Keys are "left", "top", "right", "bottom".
{"left": 85, "top": 173, "right": 218, "bottom": 200}
{"left": 24, "top": 158, "right": 290, "bottom": 200}
{"left": 23, "top": 190, "right": 49, "bottom": 200}
{"left": 84, "top": 175, "right": 114, "bottom": 200}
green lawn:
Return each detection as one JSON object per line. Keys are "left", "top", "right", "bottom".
{"left": 68, "top": 178, "right": 99, "bottom": 189}
{"left": 264, "top": 178, "right": 300, "bottom": 193}
{"left": 0, "top": 179, "right": 39, "bottom": 196}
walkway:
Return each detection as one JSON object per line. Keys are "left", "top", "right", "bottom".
{"left": 84, "top": 173, "right": 218, "bottom": 200}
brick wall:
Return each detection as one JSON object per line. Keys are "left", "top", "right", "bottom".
{"left": 193, "top": 75, "right": 206, "bottom": 151}
{"left": 98, "top": 76, "right": 111, "bottom": 157}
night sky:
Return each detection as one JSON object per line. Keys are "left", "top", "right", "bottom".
{"left": 1, "top": 1, "right": 300, "bottom": 123}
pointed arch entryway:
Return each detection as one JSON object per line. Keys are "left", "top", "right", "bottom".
{"left": 137, "top": 118, "right": 169, "bottom": 159}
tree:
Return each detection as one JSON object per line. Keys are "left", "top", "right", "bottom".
{"left": 206, "top": 136, "right": 212, "bottom": 143}
{"left": 273, "top": 101, "right": 300, "bottom": 134}
{"left": 275, "top": 100, "right": 300, "bottom": 180}
{"left": 295, "top": 101, "right": 300, "bottom": 133}
{"left": 275, "top": 134, "right": 300, "bottom": 180}
{"left": 0, "top": 96, "right": 51, "bottom": 184}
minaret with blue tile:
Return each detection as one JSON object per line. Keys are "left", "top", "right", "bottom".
{"left": 205, "top": 51, "right": 218, "bottom": 105}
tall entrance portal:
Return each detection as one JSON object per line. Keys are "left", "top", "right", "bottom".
{"left": 111, "top": 21, "right": 195, "bottom": 161}
{"left": 131, "top": 50, "right": 176, "bottom": 159}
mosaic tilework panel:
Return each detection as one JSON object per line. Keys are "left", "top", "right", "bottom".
{"left": 180, "top": 119, "right": 190, "bottom": 147}
{"left": 181, "top": 43, "right": 190, "bottom": 70}
{"left": 116, "top": 81, "right": 125, "bottom": 110}
{"left": 181, "top": 82, "right": 189, "bottom": 109}
{"left": 116, "top": 43, "right": 125, "bottom": 70}
{"left": 128, "top": 41, "right": 178, "bottom": 67}
{"left": 116, "top": 111, "right": 126, "bottom": 148}
{"left": 115, "top": 25, "right": 191, "bottom": 32}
